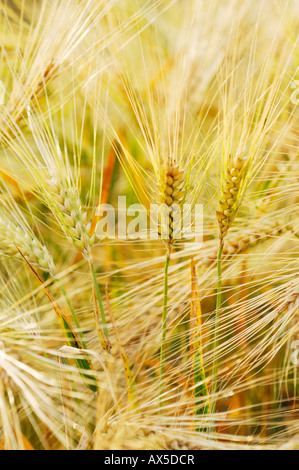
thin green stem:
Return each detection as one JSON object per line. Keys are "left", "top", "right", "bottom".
{"left": 160, "top": 251, "right": 170, "bottom": 410}
{"left": 56, "top": 277, "right": 87, "bottom": 349}
{"left": 90, "top": 261, "right": 109, "bottom": 339}
{"left": 210, "top": 244, "right": 223, "bottom": 421}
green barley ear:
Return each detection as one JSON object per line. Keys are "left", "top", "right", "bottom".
{"left": 47, "top": 177, "right": 95, "bottom": 255}
{"left": 0, "top": 216, "right": 55, "bottom": 275}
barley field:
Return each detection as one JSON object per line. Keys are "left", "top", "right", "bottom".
{"left": 0, "top": 0, "right": 298, "bottom": 450}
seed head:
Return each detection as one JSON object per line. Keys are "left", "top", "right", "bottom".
{"left": 0, "top": 217, "right": 55, "bottom": 274}
{"left": 217, "top": 154, "right": 247, "bottom": 245}
{"left": 158, "top": 158, "right": 184, "bottom": 245}
{"left": 48, "top": 178, "right": 95, "bottom": 254}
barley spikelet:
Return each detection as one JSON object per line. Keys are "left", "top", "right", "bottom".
{"left": 47, "top": 178, "right": 95, "bottom": 254}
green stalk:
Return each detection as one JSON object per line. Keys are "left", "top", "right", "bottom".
{"left": 160, "top": 250, "right": 170, "bottom": 410}
{"left": 56, "top": 277, "right": 87, "bottom": 349}
{"left": 190, "top": 258, "right": 211, "bottom": 431}
{"left": 59, "top": 314, "right": 97, "bottom": 393}
{"left": 90, "top": 261, "right": 109, "bottom": 339}
{"left": 210, "top": 244, "right": 223, "bottom": 422}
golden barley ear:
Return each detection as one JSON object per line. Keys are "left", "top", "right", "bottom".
{"left": 158, "top": 157, "right": 185, "bottom": 245}
{"left": 217, "top": 154, "right": 248, "bottom": 244}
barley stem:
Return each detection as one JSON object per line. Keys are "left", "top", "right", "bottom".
{"left": 190, "top": 259, "right": 211, "bottom": 431}
{"left": 160, "top": 249, "right": 171, "bottom": 410}
{"left": 210, "top": 244, "right": 223, "bottom": 426}
{"left": 56, "top": 277, "right": 87, "bottom": 349}
{"left": 90, "top": 261, "right": 109, "bottom": 340}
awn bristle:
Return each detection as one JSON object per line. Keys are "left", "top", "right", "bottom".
{"left": 200, "top": 220, "right": 286, "bottom": 268}
{"left": 278, "top": 278, "right": 299, "bottom": 314}
{"left": 0, "top": 61, "right": 57, "bottom": 143}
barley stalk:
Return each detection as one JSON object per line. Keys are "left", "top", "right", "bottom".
{"left": 190, "top": 258, "right": 210, "bottom": 430}
{"left": 90, "top": 261, "right": 111, "bottom": 352}
{"left": 56, "top": 278, "right": 87, "bottom": 349}
{"left": 211, "top": 153, "right": 248, "bottom": 430}
{"left": 160, "top": 251, "right": 171, "bottom": 410}
{"left": 210, "top": 243, "right": 223, "bottom": 428}
{"left": 47, "top": 177, "right": 111, "bottom": 347}
{"left": 106, "top": 284, "right": 138, "bottom": 410}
